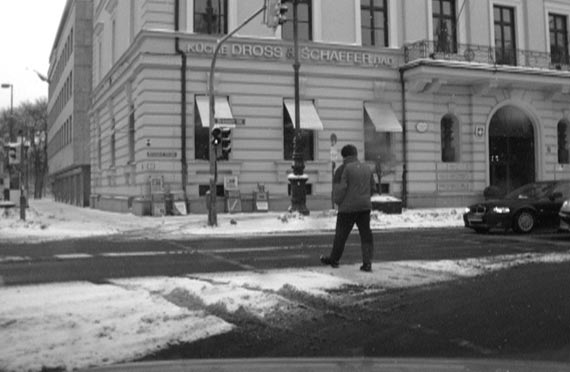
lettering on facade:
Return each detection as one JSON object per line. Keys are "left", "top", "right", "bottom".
{"left": 140, "top": 162, "right": 156, "bottom": 171}
{"left": 146, "top": 151, "right": 178, "bottom": 158}
{"left": 437, "top": 182, "right": 471, "bottom": 192}
{"left": 185, "top": 40, "right": 398, "bottom": 68}
{"left": 436, "top": 163, "right": 472, "bottom": 193}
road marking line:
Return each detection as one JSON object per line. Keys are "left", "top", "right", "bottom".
{"left": 0, "top": 256, "right": 32, "bottom": 263}
{"left": 253, "top": 254, "right": 312, "bottom": 261}
{"left": 171, "top": 244, "right": 358, "bottom": 255}
{"left": 99, "top": 251, "right": 186, "bottom": 258}
{"left": 54, "top": 254, "right": 93, "bottom": 260}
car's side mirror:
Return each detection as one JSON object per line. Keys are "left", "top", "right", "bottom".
{"left": 549, "top": 192, "right": 563, "bottom": 201}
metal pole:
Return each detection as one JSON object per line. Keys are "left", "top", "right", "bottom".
{"left": 2, "top": 83, "right": 14, "bottom": 203}
{"left": 208, "top": 5, "right": 266, "bottom": 226}
{"left": 9, "top": 85, "right": 13, "bottom": 142}
{"left": 19, "top": 131, "right": 25, "bottom": 220}
{"left": 288, "top": 0, "right": 309, "bottom": 215}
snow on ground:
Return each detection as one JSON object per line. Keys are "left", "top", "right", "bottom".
{"left": 2, "top": 198, "right": 570, "bottom": 371}
{"left": 4, "top": 252, "right": 570, "bottom": 371}
{"left": 0, "top": 198, "right": 465, "bottom": 242}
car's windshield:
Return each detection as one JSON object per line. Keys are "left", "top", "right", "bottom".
{"left": 504, "top": 182, "right": 554, "bottom": 200}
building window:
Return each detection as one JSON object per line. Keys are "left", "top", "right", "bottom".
{"left": 98, "top": 39, "right": 103, "bottom": 82}
{"left": 110, "top": 117, "right": 116, "bottom": 167}
{"left": 111, "top": 19, "right": 116, "bottom": 63}
{"left": 494, "top": 5, "right": 516, "bottom": 65}
{"left": 97, "top": 123, "right": 102, "bottom": 169}
{"left": 364, "top": 116, "right": 391, "bottom": 162}
{"left": 195, "top": 101, "right": 210, "bottom": 161}
{"left": 194, "top": 0, "right": 227, "bottom": 35}
{"left": 361, "top": 0, "right": 388, "bottom": 47}
{"left": 550, "top": 13, "right": 569, "bottom": 66}
{"left": 282, "top": 0, "right": 312, "bottom": 41}
{"left": 433, "top": 0, "right": 457, "bottom": 53}
{"left": 559, "top": 120, "right": 569, "bottom": 164}
{"left": 128, "top": 104, "right": 135, "bottom": 163}
{"left": 441, "top": 114, "right": 459, "bottom": 162}
{"left": 283, "top": 105, "right": 314, "bottom": 161}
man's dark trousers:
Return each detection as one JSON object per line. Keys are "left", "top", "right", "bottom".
{"left": 330, "top": 210, "right": 373, "bottom": 265}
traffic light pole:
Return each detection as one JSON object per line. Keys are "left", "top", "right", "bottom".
{"left": 208, "top": 5, "right": 266, "bottom": 226}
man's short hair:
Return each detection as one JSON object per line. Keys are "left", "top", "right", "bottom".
{"left": 341, "top": 144, "right": 357, "bottom": 158}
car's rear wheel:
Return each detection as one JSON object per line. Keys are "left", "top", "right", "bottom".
{"left": 474, "top": 227, "right": 489, "bottom": 234}
{"left": 513, "top": 210, "right": 535, "bottom": 233}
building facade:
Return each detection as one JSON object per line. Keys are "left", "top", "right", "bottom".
{"left": 47, "top": 0, "right": 93, "bottom": 207}
{"left": 87, "top": 0, "right": 570, "bottom": 215}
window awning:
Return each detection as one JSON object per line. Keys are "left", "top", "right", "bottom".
{"left": 364, "top": 102, "right": 402, "bottom": 132}
{"left": 284, "top": 99, "right": 324, "bottom": 131}
{"left": 195, "top": 96, "right": 234, "bottom": 127}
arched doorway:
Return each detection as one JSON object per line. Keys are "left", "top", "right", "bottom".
{"left": 489, "top": 105, "right": 535, "bottom": 193}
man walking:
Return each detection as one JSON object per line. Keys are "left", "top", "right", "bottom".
{"left": 321, "top": 144, "right": 375, "bottom": 272}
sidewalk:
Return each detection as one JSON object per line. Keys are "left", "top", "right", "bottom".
{"left": 0, "top": 198, "right": 466, "bottom": 243}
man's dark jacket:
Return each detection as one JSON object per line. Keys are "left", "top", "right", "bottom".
{"left": 333, "top": 155, "right": 375, "bottom": 213}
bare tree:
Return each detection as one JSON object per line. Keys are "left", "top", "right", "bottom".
{"left": 1, "top": 99, "right": 49, "bottom": 199}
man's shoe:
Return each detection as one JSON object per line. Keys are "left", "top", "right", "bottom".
{"left": 360, "top": 263, "right": 372, "bottom": 272}
{"left": 320, "top": 255, "right": 339, "bottom": 268}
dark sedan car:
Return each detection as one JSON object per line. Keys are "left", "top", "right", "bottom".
{"left": 464, "top": 180, "right": 570, "bottom": 233}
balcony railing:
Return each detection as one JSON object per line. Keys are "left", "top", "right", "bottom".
{"left": 404, "top": 40, "right": 570, "bottom": 72}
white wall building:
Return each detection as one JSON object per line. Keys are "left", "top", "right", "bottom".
{"left": 86, "top": 0, "right": 570, "bottom": 215}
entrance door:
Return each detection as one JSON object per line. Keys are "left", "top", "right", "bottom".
{"left": 489, "top": 106, "right": 535, "bottom": 192}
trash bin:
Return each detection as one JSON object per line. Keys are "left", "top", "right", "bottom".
{"left": 164, "top": 192, "right": 174, "bottom": 216}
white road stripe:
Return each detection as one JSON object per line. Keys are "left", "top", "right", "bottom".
{"left": 54, "top": 253, "right": 93, "bottom": 260}
{"left": 0, "top": 256, "right": 32, "bottom": 263}
{"left": 99, "top": 251, "right": 186, "bottom": 258}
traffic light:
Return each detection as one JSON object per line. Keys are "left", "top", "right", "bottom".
{"left": 211, "top": 127, "right": 223, "bottom": 159}
{"left": 211, "top": 127, "right": 222, "bottom": 146}
{"left": 221, "top": 127, "right": 232, "bottom": 159}
{"left": 264, "top": 0, "right": 288, "bottom": 29}
{"left": 7, "top": 143, "right": 20, "bottom": 165}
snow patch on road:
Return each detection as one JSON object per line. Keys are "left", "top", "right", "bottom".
{"left": 0, "top": 282, "right": 233, "bottom": 372}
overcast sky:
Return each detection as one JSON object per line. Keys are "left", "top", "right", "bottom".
{"left": 0, "top": 0, "right": 67, "bottom": 110}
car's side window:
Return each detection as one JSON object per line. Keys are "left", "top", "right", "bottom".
{"left": 552, "top": 183, "right": 570, "bottom": 199}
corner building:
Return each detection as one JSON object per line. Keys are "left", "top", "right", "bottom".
{"left": 89, "top": 0, "right": 570, "bottom": 215}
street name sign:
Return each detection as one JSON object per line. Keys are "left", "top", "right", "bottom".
{"left": 214, "top": 118, "right": 246, "bottom": 125}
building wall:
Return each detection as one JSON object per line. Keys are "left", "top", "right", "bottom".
{"left": 86, "top": 0, "right": 570, "bottom": 214}
{"left": 48, "top": 0, "right": 93, "bottom": 206}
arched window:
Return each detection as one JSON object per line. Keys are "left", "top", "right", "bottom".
{"left": 441, "top": 114, "right": 459, "bottom": 162}
{"left": 558, "top": 120, "right": 569, "bottom": 164}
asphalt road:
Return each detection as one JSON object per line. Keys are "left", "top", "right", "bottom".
{"left": 1, "top": 227, "right": 569, "bottom": 286}
{"left": 2, "top": 227, "right": 570, "bottom": 367}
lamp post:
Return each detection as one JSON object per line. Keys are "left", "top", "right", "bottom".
{"left": 17, "top": 129, "right": 26, "bottom": 220}
{"left": 1, "top": 83, "right": 14, "bottom": 142}
{"left": 287, "top": 0, "right": 309, "bottom": 215}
